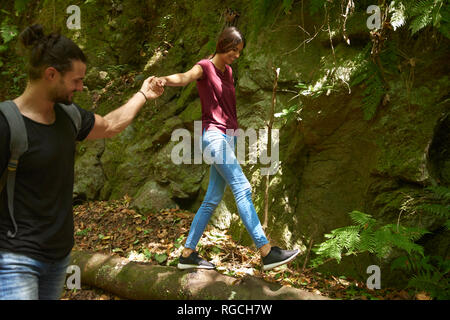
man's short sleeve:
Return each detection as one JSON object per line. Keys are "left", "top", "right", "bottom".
{"left": 73, "top": 104, "right": 95, "bottom": 141}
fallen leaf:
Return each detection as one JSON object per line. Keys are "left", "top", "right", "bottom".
{"left": 415, "top": 292, "right": 431, "bottom": 300}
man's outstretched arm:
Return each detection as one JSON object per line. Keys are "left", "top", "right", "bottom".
{"left": 86, "top": 76, "right": 163, "bottom": 140}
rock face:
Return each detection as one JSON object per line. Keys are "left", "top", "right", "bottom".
{"left": 3, "top": 0, "right": 448, "bottom": 287}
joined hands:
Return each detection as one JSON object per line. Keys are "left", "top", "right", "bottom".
{"left": 139, "top": 76, "right": 166, "bottom": 100}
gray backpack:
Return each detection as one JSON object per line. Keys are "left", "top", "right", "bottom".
{"left": 0, "top": 100, "right": 81, "bottom": 238}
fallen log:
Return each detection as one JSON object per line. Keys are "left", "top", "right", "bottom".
{"left": 70, "top": 250, "right": 330, "bottom": 300}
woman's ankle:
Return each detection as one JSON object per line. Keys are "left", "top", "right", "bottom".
{"left": 182, "top": 248, "right": 194, "bottom": 258}
{"left": 259, "top": 243, "right": 271, "bottom": 257}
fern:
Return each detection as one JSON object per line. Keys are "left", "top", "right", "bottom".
{"left": 409, "top": 0, "right": 445, "bottom": 35}
{"left": 409, "top": 273, "right": 448, "bottom": 297}
{"left": 362, "top": 70, "right": 385, "bottom": 120}
{"left": 389, "top": 1, "right": 408, "bottom": 31}
{"left": 425, "top": 186, "right": 450, "bottom": 201}
{"left": 418, "top": 204, "right": 450, "bottom": 218}
{"left": 311, "top": 211, "right": 428, "bottom": 267}
{"left": 349, "top": 41, "right": 392, "bottom": 121}
{"left": 408, "top": 261, "right": 450, "bottom": 300}
{"left": 312, "top": 225, "right": 361, "bottom": 265}
{"left": 381, "top": 224, "right": 428, "bottom": 256}
{"left": 351, "top": 60, "right": 385, "bottom": 120}
{"left": 395, "top": 0, "right": 449, "bottom": 38}
{"left": 349, "top": 210, "right": 377, "bottom": 227}
{"left": 311, "top": 185, "right": 449, "bottom": 299}
{"left": 417, "top": 185, "right": 450, "bottom": 229}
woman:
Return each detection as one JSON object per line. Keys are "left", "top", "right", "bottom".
{"left": 157, "top": 27, "right": 299, "bottom": 271}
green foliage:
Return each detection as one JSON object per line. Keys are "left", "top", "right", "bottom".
{"left": 295, "top": 81, "right": 335, "bottom": 98}
{"left": 392, "top": 254, "right": 450, "bottom": 299}
{"left": 409, "top": 0, "right": 446, "bottom": 35}
{"left": 312, "top": 225, "right": 361, "bottom": 264}
{"left": 417, "top": 186, "right": 450, "bottom": 229}
{"left": 389, "top": 1, "right": 408, "bottom": 30}
{"left": 311, "top": 186, "right": 450, "bottom": 299}
{"left": 350, "top": 39, "right": 401, "bottom": 120}
{"left": 311, "top": 211, "right": 428, "bottom": 268}
{"left": 406, "top": 255, "right": 450, "bottom": 299}
{"left": 154, "top": 253, "right": 168, "bottom": 264}
{"left": 274, "top": 104, "right": 300, "bottom": 119}
{"left": 249, "top": 0, "right": 298, "bottom": 36}
{"left": 350, "top": 45, "right": 386, "bottom": 120}
{"left": 357, "top": 64, "right": 385, "bottom": 120}
{"left": 0, "top": 18, "right": 19, "bottom": 69}
{"left": 392, "top": 0, "right": 450, "bottom": 38}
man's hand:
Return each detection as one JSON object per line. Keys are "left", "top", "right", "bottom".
{"left": 140, "top": 76, "right": 165, "bottom": 100}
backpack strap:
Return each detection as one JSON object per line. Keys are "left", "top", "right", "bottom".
{"left": 58, "top": 103, "right": 82, "bottom": 137}
{"left": 0, "top": 100, "right": 28, "bottom": 238}
{"left": 0, "top": 102, "right": 81, "bottom": 238}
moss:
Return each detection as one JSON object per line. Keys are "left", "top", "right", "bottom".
{"left": 176, "top": 81, "right": 197, "bottom": 110}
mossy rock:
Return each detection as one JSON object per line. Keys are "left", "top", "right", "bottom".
{"left": 131, "top": 180, "right": 177, "bottom": 215}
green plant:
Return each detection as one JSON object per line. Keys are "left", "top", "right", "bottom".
{"left": 391, "top": 253, "right": 450, "bottom": 299}
{"left": 0, "top": 18, "right": 18, "bottom": 68}
{"left": 416, "top": 186, "right": 450, "bottom": 229}
{"left": 311, "top": 186, "right": 450, "bottom": 299}
{"left": 349, "top": 39, "right": 401, "bottom": 120}
{"left": 351, "top": 61, "right": 386, "bottom": 120}
{"left": 154, "top": 253, "right": 168, "bottom": 264}
{"left": 310, "top": 211, "right": 428, "bottom": 268}
{"left": 249, "top": 0, "right": 297, "bottom": 37}
{"left": 408, "top": 0, "right": 448, "bottom": 36}
{"left": 389, "top": 0, "right": 450, "bottom": 38}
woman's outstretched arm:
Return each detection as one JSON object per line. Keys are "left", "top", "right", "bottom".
{"left": 160, "top": 64, "right": 203, "bottom": 87}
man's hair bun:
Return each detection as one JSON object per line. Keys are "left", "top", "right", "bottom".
{"left": 19, "top": 24, "right": 46, "bottom": 48}
{"left": 18, "top": 23, "right": 87, "bottom": 80}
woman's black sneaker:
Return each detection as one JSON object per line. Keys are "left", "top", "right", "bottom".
{"left": 177, "top": 251, "right": 215, "bottom": 270}
{"left": 262, "top": 246, "right": 300, "bottom": 271}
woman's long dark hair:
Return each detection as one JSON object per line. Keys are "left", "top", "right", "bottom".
{"left": 210, "top": 26, "right": 245, "bottom": 59}
{"left": 19, "top": 24, "right": 87, "bottom": 80}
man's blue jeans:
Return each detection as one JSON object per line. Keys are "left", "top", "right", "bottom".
{"left": 185, "top": 129, "right": 269, "bottom": 250}
{"left": 0, "top": 250, "right": 70, "bottom": 300}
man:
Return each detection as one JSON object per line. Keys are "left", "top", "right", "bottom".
{"left": 0, "top": 24, "right": 163, "bottom": 300}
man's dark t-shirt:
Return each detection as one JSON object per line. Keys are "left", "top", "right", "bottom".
{"left": 0, "top": 103, "right": 94, "bottom": 262}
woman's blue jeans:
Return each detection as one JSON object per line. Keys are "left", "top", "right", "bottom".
{"left": 184, "top": 129, "right": 269, "bottom": 250}
{"left": 0, "top": 250, "right": 70, "bottom": 300}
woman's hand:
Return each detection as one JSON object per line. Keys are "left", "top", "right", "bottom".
{"left": 153, "top": 77, "right": 167, "bottom": 87}
{"left": 140, "top": 76, "right": 165, "bottom": 100}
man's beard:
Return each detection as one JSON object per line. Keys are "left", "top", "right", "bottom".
{"left": 52, "top": 91, "right": 73, "bottom": 105}
{"left": 50, "top": 81, "right": 73, "bottom": 105}
{"left": 54, "top": 95, "right": 72, "bottom": 105}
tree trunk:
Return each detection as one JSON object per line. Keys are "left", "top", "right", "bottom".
{"left": 70, "top": 250, "right": 329, "bottom": 300}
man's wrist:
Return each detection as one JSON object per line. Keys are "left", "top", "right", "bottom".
{"left": 138, "top": 90, "right": 148, "bottom": 102}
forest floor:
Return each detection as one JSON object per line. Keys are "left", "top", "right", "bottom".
{"left": 61, "top": 196, "right": 432, "bottom": 300}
